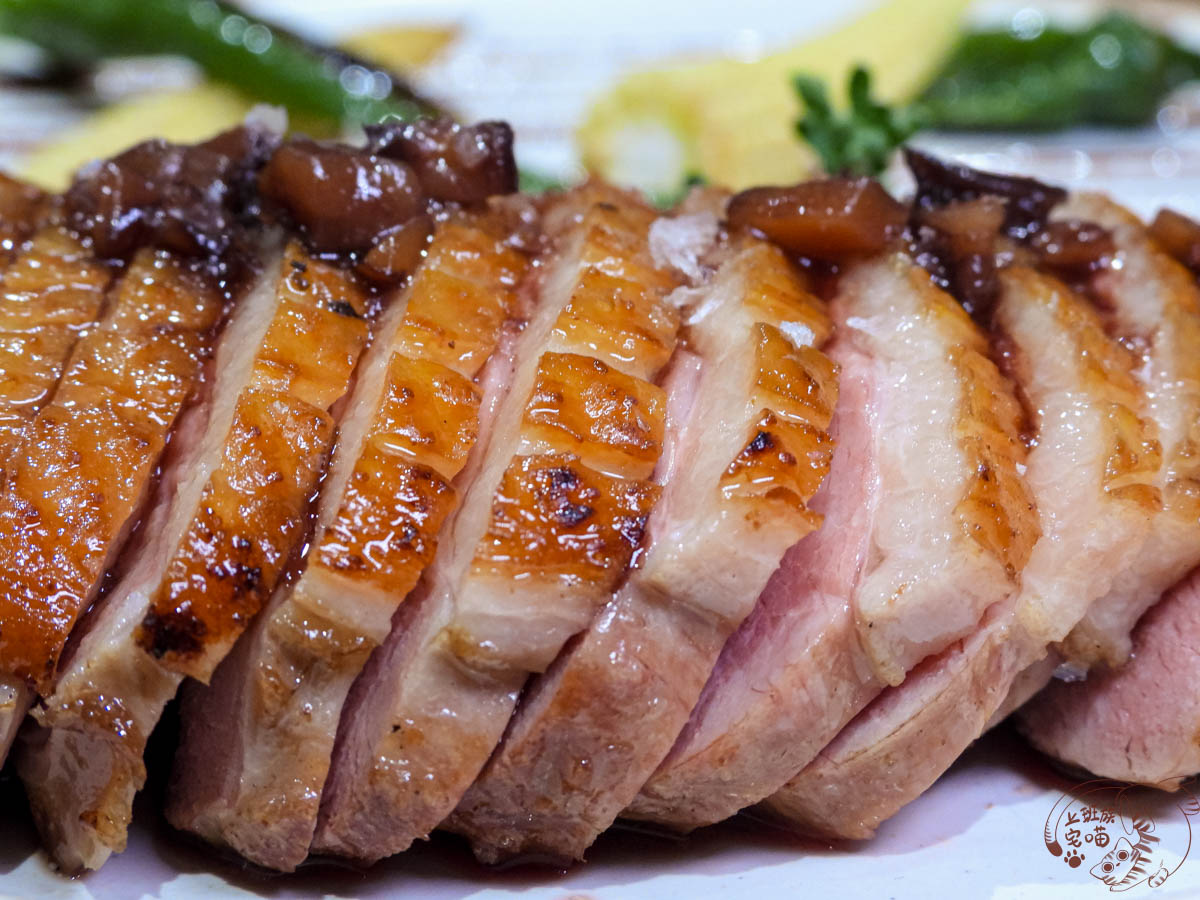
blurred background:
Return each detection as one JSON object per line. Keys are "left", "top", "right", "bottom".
{"left": 1, "top": 0, "right": 1200, "bottom": 214}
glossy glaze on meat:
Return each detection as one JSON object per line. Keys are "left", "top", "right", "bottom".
{"left": 165, "top": 213, "right": 530, "bottom": 872}
{"left": 764, "top": 265, "right": 1160, "bottom": 838}
{"left": 630, "top": 252, "right": 1037, "bottom": 832}
{"left": 312, "top": 184, "right": 680, "bottom": 864}
{"left": 0, "top": 249, "right": 214, "bottom": 769}
{"left": 16, "top": 242, "right": 368, "bottom": 873}
{"left": 8, "top": 130, "right": 1200, "bottom": 877}
{"left": 0, "top": 227, "right": 111, "bottom": 467}
{"left": 0, "top": 250, "right": 223, "bottom": 689}
{"left": 449, "top": 234, "right": 838, "bottom": 863}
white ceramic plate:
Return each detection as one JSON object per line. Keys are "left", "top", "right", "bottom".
{"left": 3, "top": 2, "right": 1200, "bottom": 897}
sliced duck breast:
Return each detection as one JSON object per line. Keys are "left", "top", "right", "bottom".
{"left": 0, "top": 249, "right": 222, "bottom": 768}
{"left": 16, "top": 242, "right": 370, "bottom": 873}
{"left": 1015, "top": 196, "right": 1200, "bottom": 790}
{"left": 629, "top": 252, "right": 1037, "bottom": 831}
{"left": 165, "top": 213, "right": 530, "bottom": 872}
{"left": 313, "top": 184, "right": 681, "bottom": 864}
{"left": 1050, "top": 195, "right": 1200, "bottom": 672}
{"left": 1018, "top": 567, "right": 1200, "bottom": 789}
{"left": 449, "top": 236, "right": 838, "bottom": 863}
{"left": 764, "top": 266, "right": 1161, "bottom": 839}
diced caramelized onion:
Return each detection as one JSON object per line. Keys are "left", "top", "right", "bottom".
{"left": 905, "top": 148, "right": 1065, "bottom": 239}
{"left": 900, "top": 151, "right": 1109, "bottom": 321}
{"left": 259, "top": 118, "right": 517, "bottom": 263}
{"left": 1149, "top": 208, "right": 1200, "bottom": 274}
{"left": 258, "top": 139, "right": 424, "bottom": 255}
{"left": 907, "top": 197, "right": 1008, "bottom": 322}
{"left": 1030, "top": 219, "right": 1115, "bottom": 272}
{"left": 726, "top": 178, "right": 906, "bottom": 260}
{"left": 64, "top": 125, "right": 278, "bottom": 262}
{"left": 366, "top": 119, "right": 517, "bottom": 206}
{"left": 358, "top": 214, "right": 434, "bottom": 285}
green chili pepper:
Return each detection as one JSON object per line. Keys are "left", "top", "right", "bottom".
{"left": 797, "top": 12, "right": 1200, "bottom": 178}
{"left": 919, "top": 12, "right": 1200, "bottom": 130}
{"left": 0, "top": 0, "right": 441, "bottom": 125}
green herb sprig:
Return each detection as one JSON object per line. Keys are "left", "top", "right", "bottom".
{"left": 794, "top": 67, "right": 924, "bottom": 177}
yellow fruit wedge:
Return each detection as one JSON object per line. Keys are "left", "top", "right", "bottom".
{"left": 21, "top": 84, "right": 253, "bottom": 191}
{"left": 339, "top": 24, "right": 458, "bottom": 69}
{"left": 578, "top": 0, "right": 971, "bottom": 192}
{"left": 19, "top": 25, "right": 457, "bottom": 191}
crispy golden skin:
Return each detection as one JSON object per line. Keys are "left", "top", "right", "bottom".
{"left": 394, "top": 268, "right": 515, "bottom": 377}
{"left": 0, "top": 173, "right": 50, "bottom": 263}
{"left": 470, "top": 451, "right": 661, "bottom": 584}
{"left": 724, "top": 244, "right": 837, "bottom": 521}
{"left": 0, "top": 227, "right": 111, "bottom": 464}
{"left": 304, "top": 219, "right": 525, "bottom": 627}
{"left": 307, "top": 355, "right": 476, "bottom": 608}
{"left": 423, "top": 220, "right": 529, "bottom": 290}
{"left": 720, "top": 321, "right": 837, "bottom": 532}
{"left": 921, "top": 264, "right": 1040, "bottom": 581}
{"left": 450, "top": 193, "right": 680, "bottom": 675}
{"left": 365, "top": 355, "right": 482, "bottom": 474}
{"left": 549, "top": 268, "right": 679, "bottom": 380}
{"left": 137, "top": 390, "right": 334, "bottom": 674}
{"left": 250, "top": 259, "right": 370, "bottom": 409}
{"left": 451, "top": 232, "right": 842, "bottom": 862}
{"left": 0, "top": 250, "right": 221, "bottom": 687}
{"left": 161, "top": 216, "right": 529, "bottom": 872}
{"left": 951, "top": 341, "right": 1041, "bottom": 578}
{"left": 314, "top": 453, "right": 457, "bottom": 599}
{"left": 521, "top": 351, "right": 667, "bottom": 480}
{"left": 135, "top": 244, "right": 368, "bottom": 680}
{"left": 577, "top": 205, "right": 677, "bottom": 294}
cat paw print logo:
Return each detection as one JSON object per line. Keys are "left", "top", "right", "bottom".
{"left": 1044, "top": 780, "right": 1200, "bottom": 891}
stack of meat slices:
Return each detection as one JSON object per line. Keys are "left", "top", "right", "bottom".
{"left": 311, "top": 183, "right": 685, "bottom": 863}
{"left": 449, "top": 230, "right": 838, "bottom": 862}
{"left": 4, "top": 119, "right": 1200, "bottom": 877}
{"left": 0, "top": 199, "right": 112, "bottom": 759}
{"left": 167, "top": 211, "right": 531, "bottom": 871}
{"left": 0, "top": 116, "right": 527, "bottom": 873}
{"left": 19, "top": 237, "right": 371, "bottom": 871}
{"left": 1014, "top": 200, "right": 1200, "bottom": 791}
{"left": 0, "top": 246, "right": 227, "bottom": 781}
{"left": 632, "top": 242, "right": 1040, "bottom": 833}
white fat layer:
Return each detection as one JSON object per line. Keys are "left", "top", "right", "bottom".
{"left": 779, "top": 320, "right": 816, "bottom": 348}
{"left": 649, "top": 212, "right": 718, "bottom": 282}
